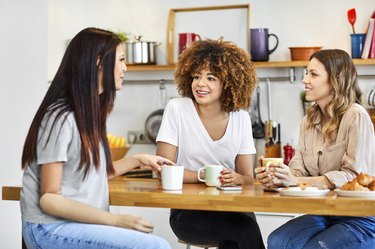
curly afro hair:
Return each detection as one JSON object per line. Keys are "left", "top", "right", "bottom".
{"left": 174, "top": 39, "right": 257, "bottom": 112}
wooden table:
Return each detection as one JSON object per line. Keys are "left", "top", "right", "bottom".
{"left": 3, "top": 176, "right": 375, "bottom": 217}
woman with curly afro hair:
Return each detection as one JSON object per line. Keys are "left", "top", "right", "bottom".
{"left": 156, "top": 39, "right": 264, "bottom": 249}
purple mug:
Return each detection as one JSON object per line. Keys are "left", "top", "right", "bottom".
{"left": 250, "top": 28, "right": 279, "bottom": 61}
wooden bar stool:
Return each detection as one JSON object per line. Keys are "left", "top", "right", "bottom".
{"left": 178, "top": 239, "right": 218, "bottom": 249}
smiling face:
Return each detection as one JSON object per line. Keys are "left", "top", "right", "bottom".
{"left": 191, "top": 68, "right": 223, "bottom": 107}
{"left": 114, "top": 44, "right": 127, "bottom": 90}
{"left": 303, "top": 58, "right": 333, "bottom": 109}
{"left": 98, "top": 44, "right": 127, "bottom": 94}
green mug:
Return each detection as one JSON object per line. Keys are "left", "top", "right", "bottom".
{"left": 197, "top": 164, "right": 223, "bottom": 187}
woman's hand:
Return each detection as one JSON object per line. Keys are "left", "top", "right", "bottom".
{"left": 114, "top": 214, "right": 154, "bottom": 233}
{"left": 272, "top": 164, "right": 298, "bottom": 187}
{"left": 133, "top": 154, "right": 175, "bottom": 174}
{"left": 254, "top": 157, "right": 274, "bottom": 187}
{"left": 220, "top": 168, "right": 243, "bottom": 185}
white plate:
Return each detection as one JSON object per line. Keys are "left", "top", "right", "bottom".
{"left": 334, "top": 189, "right": 375, "bottom": 198}
{"left": 279, "top": 189, "right": 330, "bottom": 197}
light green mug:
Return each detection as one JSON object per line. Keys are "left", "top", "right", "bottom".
{"left": 197, "top": 164, "right": 223, "bottom": 187}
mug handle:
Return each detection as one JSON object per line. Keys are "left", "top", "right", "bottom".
{"left": 195, "top": 34, "right": 202, "bottom": 41}
{"left": 268, "top": 33, "right": 279, "bottom": 55}
{"left": 197, "top": 168, "right": 205, "bottom": 182}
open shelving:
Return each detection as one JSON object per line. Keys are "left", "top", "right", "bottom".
{"left": 127, "top": 59, "right": 375, "bottom": 72}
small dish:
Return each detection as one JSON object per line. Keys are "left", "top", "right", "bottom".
{"left": 263, "top": 187, "right": 282, "bottom": 192}
{"left": 279, "top": 189, "right": 330, "bottom": 197}
{"left": 334, "top": 189, "right": 375, "bottom": 198}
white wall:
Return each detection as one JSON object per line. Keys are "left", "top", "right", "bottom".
{"left": 0, "top": 0, "right": 48, "bottom": 248}
{"left": 1, "top": 0, "right": 375, "bottom": 248}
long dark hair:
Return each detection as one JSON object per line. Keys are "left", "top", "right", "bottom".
{"left": 22, "top": 27, "right": 121, "bottom": 177}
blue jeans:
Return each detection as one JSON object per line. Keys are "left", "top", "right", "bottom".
{"left": 22, "top": 221, "right": 171, "bottom": 249}
{"left": 267, "top": 215, "right": 375, "bottom": 249}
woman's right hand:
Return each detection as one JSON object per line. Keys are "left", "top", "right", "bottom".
{"left": 114, "top": 214, "right": 154, "bottom": 233}
{"left": 254, "top": 156, "right": 274, "bottom": 187}
{"left": 134, "top": 154, "right": 175, "bottom": 174}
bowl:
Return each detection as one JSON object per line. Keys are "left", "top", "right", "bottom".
{"left": 289, "top": 46, "right": 322, "bottom": 61}
{"left": 110, "top": 146, "right": 130, "bottom": 161}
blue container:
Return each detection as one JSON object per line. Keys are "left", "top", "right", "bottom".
{"left": 350, "top": 34, "right": 366, "bottom": 58}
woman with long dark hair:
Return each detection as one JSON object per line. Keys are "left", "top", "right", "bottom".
{"left": 20, "top": 27, "right": 173, "bottom": 249}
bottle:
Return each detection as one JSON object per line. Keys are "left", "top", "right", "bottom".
{"left": 283, "top": 143, "right": 295, "bottom": 165}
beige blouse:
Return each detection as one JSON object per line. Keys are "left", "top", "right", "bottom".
{"left": 289, "top": 103, "right": 375, "bottom": 188}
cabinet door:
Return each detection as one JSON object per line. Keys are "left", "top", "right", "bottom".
{"left": 255, "top": 212, "right": 299, "bottom": 247}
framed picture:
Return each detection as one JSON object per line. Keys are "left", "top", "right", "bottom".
{"left": 166, "top": 4, "right": 250, "bottom": 64}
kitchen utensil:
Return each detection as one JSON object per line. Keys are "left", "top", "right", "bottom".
{"left": 265, "top": 79, "right": 281, "bottom": 158}
{"left": 125, "top": 35, "right": 160, "bottom": 65}
{"left": 252, "top": 86, "right": 265, "bottom": 139}
{"left": 289, "top": 47, "right": 322, "bottom": 61}
{"left": 250, "top": 28, "right": 279, "bottom": 61}
{"left": 145, "top": 80, "right": 167, "bottom": 143}
{"left": 347, "top": 8, "right": 357, "bottom": 34}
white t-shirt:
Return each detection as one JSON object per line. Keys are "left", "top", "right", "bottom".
{"left": 156, "top": 98, "right": 255, "bottom": 171}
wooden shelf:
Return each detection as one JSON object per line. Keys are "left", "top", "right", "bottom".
{"left": 127, "top": 64, "right": 176, "bottom": 71}
{"left": 127, "top": 59, "right": 375, "bottom": 72}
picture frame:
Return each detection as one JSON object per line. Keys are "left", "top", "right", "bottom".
{"left": 166, "top": 4, "right": 250, "bottom": 64}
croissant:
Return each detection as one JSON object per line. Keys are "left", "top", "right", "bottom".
{"left": 368, "top": 181, "right": 375, "bottom": 191}
{"left": 357, "top": 172, "right": 374, "bottom": 187}
{"left": 340, "top": 180, "right": 370, "bottom": 191}
{"left": 340, "top": 180, "right": 356, "bottom": 191}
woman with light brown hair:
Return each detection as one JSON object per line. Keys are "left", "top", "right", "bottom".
{"left": 256, "top": 49, "right": 375, "bottom": 249}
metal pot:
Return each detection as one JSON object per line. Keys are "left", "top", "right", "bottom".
{"left": 125, "top": 36, "right": 159, "bottom": 65}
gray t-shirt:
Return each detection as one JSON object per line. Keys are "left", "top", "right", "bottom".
{"left": 20, "top": 110, "right": 109, "bottom": 223}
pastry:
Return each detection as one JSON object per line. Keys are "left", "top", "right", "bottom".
{"left": 357, "top": 172, "right": 374, "bottom": 187}
{"left": 298, "top": 182, "right": 311, "bottom": 190}
{"left": 368, "top": 181, "right": 375, "bottom": 191}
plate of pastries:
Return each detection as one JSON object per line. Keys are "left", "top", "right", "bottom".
{"left": 334, "top": 173, "right": 375, "bottom": 198}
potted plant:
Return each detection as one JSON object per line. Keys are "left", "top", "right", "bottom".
{"left": 114, "top": 31, "right": 129, "bottom": 42}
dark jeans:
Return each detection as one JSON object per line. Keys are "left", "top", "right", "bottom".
{"left": 268, "top": 215, "right": 375, "bottom": 249}
{"left": 170, "top": 209, "right": 265, "bottom": 249}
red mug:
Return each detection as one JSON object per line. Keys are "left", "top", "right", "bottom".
{"left": 178, "top": 33, "right": 201, "bottom": 55}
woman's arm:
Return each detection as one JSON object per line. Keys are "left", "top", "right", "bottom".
{"left": 156, "top": 141, "right": 201, "bottom": 183}
{"left": 39, "top": 162, "right": 154, "bottom": 233}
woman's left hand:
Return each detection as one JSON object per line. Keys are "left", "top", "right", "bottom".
{"left": 220, "top": 168, "right": 242, "bottom": 185}
{"left": 272, "top": 164, "right": 298, "bottom": 187}
{"left": 134, "top": 154, "right": 175, "bottom": 173}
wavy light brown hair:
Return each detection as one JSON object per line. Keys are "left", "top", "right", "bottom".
{"left": 174, "top": 39, "right": 257, "bottom": 112}
{"left": 306, "top": 49, "right": 362, "bottom": 144}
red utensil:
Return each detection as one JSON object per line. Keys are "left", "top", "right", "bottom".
{"left": 347, "top": 8, "right": 356, "bottom": 34}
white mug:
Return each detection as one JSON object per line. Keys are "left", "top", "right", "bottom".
{"left": 366, "top": 89, "right": 375, "bottom": 107}
{"left": 161, "top": 165, "right": 184, "bottom": 191}
{"left": 197, "top": 164, "right": 224, "bottom": 187}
